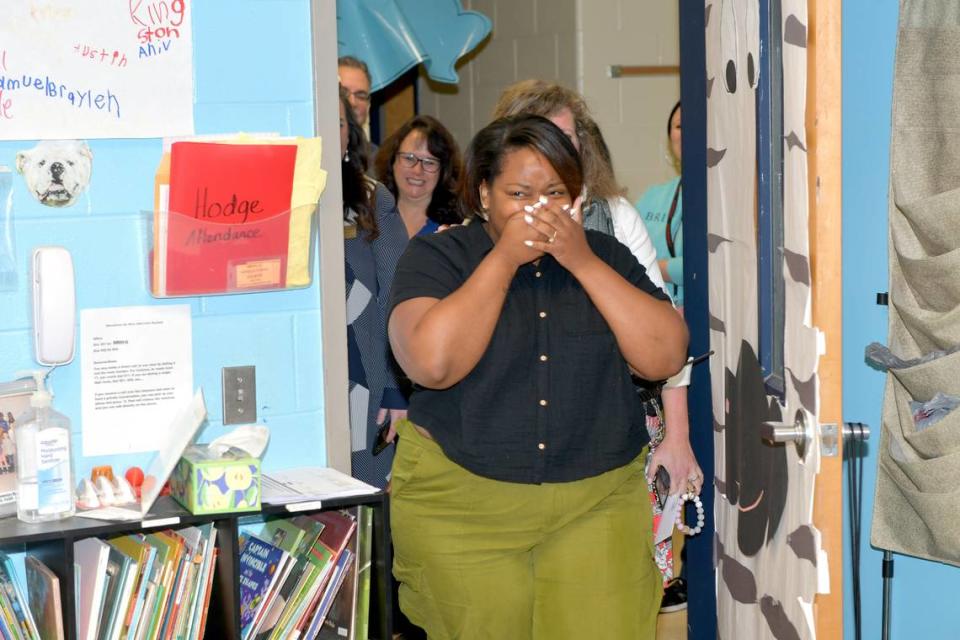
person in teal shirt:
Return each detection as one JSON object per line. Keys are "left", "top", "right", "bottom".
{"left": 636, "top": 101, "right": 684, "bottom": 308}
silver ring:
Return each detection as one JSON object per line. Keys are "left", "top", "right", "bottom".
{"left": 549, "top": 232, "right": 557, "bottom": 243}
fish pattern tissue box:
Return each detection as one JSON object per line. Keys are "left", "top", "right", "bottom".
{"left": 170, "top": 444, "right": 261, "bottom": 514}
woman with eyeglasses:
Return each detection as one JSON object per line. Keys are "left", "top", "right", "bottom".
{"left": 375, "top": 115, "right": 464, "bottom": 238}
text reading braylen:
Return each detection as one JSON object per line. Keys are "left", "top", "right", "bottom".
{"left": 0, "top": 73, "right": 121, "bottom": 118}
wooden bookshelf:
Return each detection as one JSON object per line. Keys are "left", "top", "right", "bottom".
{"left": 0, "top": 493, "right": 393, "bottom": 640}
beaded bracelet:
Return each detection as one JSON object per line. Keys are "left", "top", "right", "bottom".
{"left": 676, "top": 491, "right": 705, "bottom": 536}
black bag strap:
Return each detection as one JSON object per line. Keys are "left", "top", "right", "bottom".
{"left": 665, "top": 181, "right": 681, "bottom": 259}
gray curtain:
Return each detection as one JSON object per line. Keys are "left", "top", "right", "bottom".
{"left": 871, "top": 0, "right": 960, "bottom": 565}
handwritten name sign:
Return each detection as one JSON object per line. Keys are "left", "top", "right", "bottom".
{"left": 194, "top": 188, "right": 264, "bottom": 224}
{"left": 0, "top": 0, "right": 194, "bottom": 140}
{"left": 161, "top": 141, "right": 298, "bottom": 295}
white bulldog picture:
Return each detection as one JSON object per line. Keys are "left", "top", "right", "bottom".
{"left": 15, "top": 140, "right": 93, "bottom": 207}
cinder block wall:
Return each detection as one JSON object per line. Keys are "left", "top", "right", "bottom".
{"left": 418, "top": 0, "right": 679, "bottom": 204}
{"left": 578, "top": 0, "right": 679, "bottom": 201}
{"left": 417, "top": 0, "right": 578, "bottom": 153}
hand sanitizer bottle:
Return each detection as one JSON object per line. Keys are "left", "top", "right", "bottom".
{"left": 15, "top": 370, "right": 75, "bottom": 523}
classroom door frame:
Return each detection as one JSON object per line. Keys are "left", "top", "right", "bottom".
{"left": 679, "top": 1, "right": 842, "bottom": 637}
{"left": 678, "top": 3, "right": 716, "bottom": 638}
{"left": 311, "top": 0, "right": 351, "bottom": 473}
{"left": 806, "top": 0, "right": 844, "bottom": 634}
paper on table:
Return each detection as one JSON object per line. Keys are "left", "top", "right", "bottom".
{"left": 261, "top": 467, "right": 378, "bottom": 505}
{"left": 80, "top": 305, "right": 193, "bottom": 456}
{"left": 74, "top": 506, "right": 141, "bottom": 522}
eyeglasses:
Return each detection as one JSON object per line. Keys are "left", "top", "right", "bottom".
{"left": 396, "top": 152, "right": 441, "bottom": 173}
{"left": 345, "top": 89, "right": 371, "bottom": 103}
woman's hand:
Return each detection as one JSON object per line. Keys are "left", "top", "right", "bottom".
{"left": 648, "top": 430, "right": 703, "bottom": 496}
{"left": 521, "top": 196, "right": 596, "bottom": 273}
{"left": 491, "top": 206, "right": 547, "bottom": 269}
{"left": 376, "top": 407, "right": 408, "bottom": 443}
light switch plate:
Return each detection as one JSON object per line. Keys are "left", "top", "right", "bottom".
{"left": 222, "top": 366, "right": 256, "bottom": 425}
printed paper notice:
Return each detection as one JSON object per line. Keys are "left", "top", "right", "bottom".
{"left": 81, "top": 305, "right": 193, "bottom": 456}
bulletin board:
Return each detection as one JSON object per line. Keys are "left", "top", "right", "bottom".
{"left": 0, "top": 0, "right": 194, "bottom": 140}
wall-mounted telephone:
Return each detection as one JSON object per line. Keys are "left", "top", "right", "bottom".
{"left": 31, "top": 246, "right": 76, "bottom": 366}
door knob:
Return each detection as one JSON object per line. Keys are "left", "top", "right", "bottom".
{"left": 761, "top": 415, "right": 870, "bottom": 459}
{"left": 761, "top": 409, "right": 811, "bottom": 459}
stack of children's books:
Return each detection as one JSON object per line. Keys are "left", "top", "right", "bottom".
{"left": 0, "top": 550, "right": 49, "bottom": 640}
{"left": 73, "top": 523, "right": 218, "bottom": 640}
{"left": 240, "top": 506, "right": 373, "bottom": 640}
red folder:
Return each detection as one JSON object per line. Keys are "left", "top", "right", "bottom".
{"left": 163, "top": 142, "right": 298, "bottom": 296}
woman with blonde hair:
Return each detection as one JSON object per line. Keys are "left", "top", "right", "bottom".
{"left": 492, "top": 80, "right": 662, "bottom": 287}
{"left": 493, "top": 81, "right": 701, "bottom": 608}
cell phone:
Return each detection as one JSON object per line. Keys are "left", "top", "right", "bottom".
{"left": 371, "top": 417, "right": 393, "bottom": 456}
{"left": 653, "top": 465, "right": 671, "bottom": 509}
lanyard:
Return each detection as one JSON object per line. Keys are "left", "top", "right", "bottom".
{"left": 665, "top": 181, "right": 681, "bottom": 258}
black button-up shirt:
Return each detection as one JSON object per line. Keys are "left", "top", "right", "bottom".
{"left": 388, "top": 222, "right": 669, "bottom": 484}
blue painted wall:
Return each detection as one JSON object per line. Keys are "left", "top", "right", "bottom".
{"left": 842, "top": 2, "right": 960, "bottom": 637}
{"left": 0, "top": 0, "right": 328, "bottom": 491}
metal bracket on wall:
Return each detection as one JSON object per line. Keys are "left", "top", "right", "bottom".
{"left": 817, "top": 421, "right": 873, "bottom": 457}
{"left": 820, "top": 422, "right": 839, "bottom": 457}
{"left": 608, "top": 64, "right": 680, "bottom": 78}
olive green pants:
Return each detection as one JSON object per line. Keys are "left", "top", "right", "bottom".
{"left": 390, "top": 419, "right": 660, "bottom": 640}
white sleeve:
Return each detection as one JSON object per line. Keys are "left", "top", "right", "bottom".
{"left": 664, "top": 361, "right": 692, "bottom": 387}
{"left": 608, "top": 196, "right": 669, "bottom": 296}
{"left": 610, "top": 196, "right": 688, "bottom": 387}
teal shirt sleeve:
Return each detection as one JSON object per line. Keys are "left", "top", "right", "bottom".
{"left": 635, "top": 177, "right": 683, "bottom": 306}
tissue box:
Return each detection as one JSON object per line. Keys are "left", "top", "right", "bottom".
{"left": 170, "top": 445, "right": 261, "bottom": 514}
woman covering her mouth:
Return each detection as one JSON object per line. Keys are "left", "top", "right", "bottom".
{"left": 387, "top": 114, "right": 688, "bottom": 639}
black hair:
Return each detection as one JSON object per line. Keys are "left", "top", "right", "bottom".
{"left": 340, "top": 86, "right": 378, "bottom": 241}
{"left": 460, "top": 114, "right": 583, "bottom": 219}
{"left": 668, "top": 101, "right": 681, "bottom": 136}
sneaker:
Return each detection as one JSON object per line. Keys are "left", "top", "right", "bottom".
{"left": 660, "top": 577, "right": 688, "bottom": 613}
